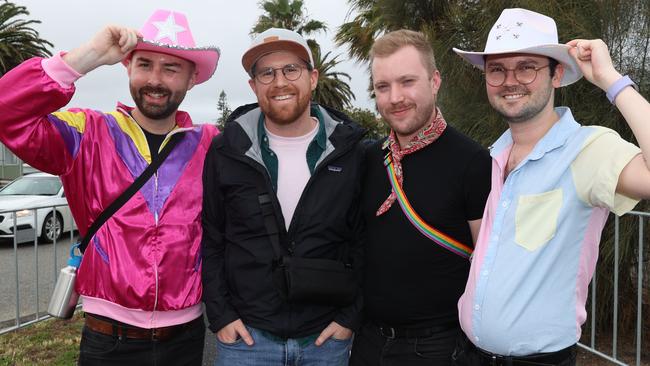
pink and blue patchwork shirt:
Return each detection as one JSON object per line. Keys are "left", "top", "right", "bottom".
{"left": 459, "top": 107, "right": 640, "bottom": 355}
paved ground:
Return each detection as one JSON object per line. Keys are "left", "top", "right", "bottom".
{"left": 0, "top": 234, "right": 217, "bottom": 364}
{"left": 0, "top": 233, "right": 74, "bottom": 325}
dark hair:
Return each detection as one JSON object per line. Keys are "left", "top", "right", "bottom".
{"left": 548, "top": 57, "right": 559, "bottom": 77}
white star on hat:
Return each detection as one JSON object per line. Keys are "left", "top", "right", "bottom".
{"left": 152, "top": 12, "right": 186, "bottom": 44}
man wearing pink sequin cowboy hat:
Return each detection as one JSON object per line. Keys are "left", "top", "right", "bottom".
{"left": 451, "top": 7, "right": 650, "bottom": 366}
{"left": 0, "top": 9, "right": 219, "bottom": 365}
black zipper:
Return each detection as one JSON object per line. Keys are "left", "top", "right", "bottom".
{"left": 286, "top": 132, "right": 364, "bottom": 240}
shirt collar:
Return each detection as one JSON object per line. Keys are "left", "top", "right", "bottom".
{"left": 490, "top": 107, "right": 579, "bottom": 160}
{"left": 257, "top": 103, "right": 326, "bottom": 149}
{"left": 116, "top": 102, "right": 194, "bottom": 128}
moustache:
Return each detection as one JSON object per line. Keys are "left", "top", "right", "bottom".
{"left": 388, "top": 103, "right": 413, "bottom": 113}
{"left": 501, "top": 86, "right": 529, "bottom": 95}
{"left": 139, "top": 86, "right": 171, "bottom": 97}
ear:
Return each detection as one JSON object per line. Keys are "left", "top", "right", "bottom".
{"left": 552, "top": 63, "right": 565, "bottom": 88}
{"left": 309, "top": 68, "right": 319, "bottom": 92}
{"left": 187, "top": 71, "right": 197, "bottom": 91}
{"left": 125, "top": 58, "right": 133, "bottom": 76}
{"left": 248, "top": 78, "right": 257, "bottom": 94}
{"left": 430, "top": 69, "right": 442, "bottom": 95}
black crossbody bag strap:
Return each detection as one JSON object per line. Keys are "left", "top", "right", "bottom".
{"left": 78, "top": 132, "right": 184, "bottom": 253}
{"left": 256, "top": 189, "right": 285, "bottom": 260}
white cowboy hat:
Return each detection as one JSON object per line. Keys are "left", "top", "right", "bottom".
{"left": 453, "top": 8, "right": 582, "bottom": 87}
{"left": 122, "top": 9, "right": 220, "bottom": 85}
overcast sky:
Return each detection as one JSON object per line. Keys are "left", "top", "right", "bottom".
{"left": 14, "top": 0, "right": 374, "bottom": 124}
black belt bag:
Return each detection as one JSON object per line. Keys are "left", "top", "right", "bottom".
{"left": 278, "top": 255, "right": 356, "bottom": 306}
{"left": 258, "top": 192, "right": 357, "bottom": 307}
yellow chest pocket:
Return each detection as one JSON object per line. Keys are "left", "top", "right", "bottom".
{"left": 515, "top": 189, "right": 563, "bottom": 251}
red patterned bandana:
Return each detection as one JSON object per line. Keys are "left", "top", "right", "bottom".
{"left": 376, "top": 108, "right": 447, "bottom": 216}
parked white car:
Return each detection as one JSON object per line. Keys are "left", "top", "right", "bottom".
{"left": 0, "top": 173, "right": 74, "bottom": 243}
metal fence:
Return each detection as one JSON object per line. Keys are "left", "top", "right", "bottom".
{"left": 0, "top": 207, "right": 647, "bottom": 365}
{"left": 0, "top": 203, "right": 77, "bottom": 336}
{"left": 578, "top": 211, "right": 648, "bottom": 366}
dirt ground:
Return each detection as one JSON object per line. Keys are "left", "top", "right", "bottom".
{"left": 577, "top": 332, "right": 649, "bottom": 365}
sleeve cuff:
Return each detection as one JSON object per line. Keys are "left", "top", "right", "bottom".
{"left": 610, "top": 152, "right": 642, "bottom": 216}
{"left": 41, "top": 52, "right": 84, "bottom": 89}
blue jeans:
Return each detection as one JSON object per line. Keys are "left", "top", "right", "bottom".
{"left": 214, "top": 326, "right": 352, "bottom": 366}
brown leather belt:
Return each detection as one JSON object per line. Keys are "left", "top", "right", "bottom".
{"left": 84, "top": 313, "right": 203, "bottom": 341}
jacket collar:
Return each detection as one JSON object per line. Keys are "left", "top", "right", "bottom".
{"left": 116, "top": 102, "right": 194, "bottom": 128}
{"left": 222, "top": 102, "right": 365, "bottom": 163}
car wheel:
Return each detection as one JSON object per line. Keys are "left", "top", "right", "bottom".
{"left": 40, "top": 212, "right": 62, "bottom": 243}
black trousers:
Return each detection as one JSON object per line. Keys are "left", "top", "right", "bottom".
{"left": 350, "top": 322, "right": 461, "bottom": 366}
{"left": 451, "top": 334, "right": 577, "bottom": 366}
{"left": 77, "top": 317, "right": 205, "bottom": 366}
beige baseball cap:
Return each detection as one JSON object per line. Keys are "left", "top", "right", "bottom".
{"left": 242, "top": 28, "right": 314, "bottom": 76}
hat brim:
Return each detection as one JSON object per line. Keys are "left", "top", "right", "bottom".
{"left": 241, "top": 40, "right": 311, "bottom": 75}
{"left": 122, "top": 40, "right": 220, "bottom": 84}
{"left": 453, "top": 44, "right": 582, "bottom": 87}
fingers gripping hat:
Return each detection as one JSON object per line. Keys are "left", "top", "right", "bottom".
{"left": 453, "top": 8, "right": 582, "bottom": 87}
{"left": 123, "top": 9, "right": 220, "bottom": 84}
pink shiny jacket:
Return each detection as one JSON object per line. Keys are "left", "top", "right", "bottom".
{"left": 0, "top": 58, "right": 217, "bottom": 313}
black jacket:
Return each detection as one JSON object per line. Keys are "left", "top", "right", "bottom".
{"left": 201, "top": 103, "right": 366, "bottom": 338}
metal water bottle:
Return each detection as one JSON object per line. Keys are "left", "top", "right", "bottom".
{"left": 47, "top": 244, "right": 82, "bottom": 319}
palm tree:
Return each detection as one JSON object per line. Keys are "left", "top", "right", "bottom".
{"left": 0, "top": 1, "right": 52, "bottom": 75}
{"left": 310, "top": 42, "right": 354, "bottom": 110}
{"left": 251, "top": 0, "right": 355, "bottom": 110}
{"left": 251, "top": 0, "right": 327, "bottom": 37}
{"left": 335, "top": 0, "right": 450, "bottom": 64}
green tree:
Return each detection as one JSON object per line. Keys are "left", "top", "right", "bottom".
{"left": 311, "top": 43, "right": 354, "bottom": 110}
{"left": 251, "top": 0, "right": 327, "bottom": 37}
{"left": 0, "top": 1, "right": 52, "bottom": 75}
{"left": 251, "top": 0, "right": 355, "bottom": 110}
{"left": 344, "top": 106, "right": 387, "bottom": 141}
{"left": 216, "top": 90, "right": 231, "bottom": 131}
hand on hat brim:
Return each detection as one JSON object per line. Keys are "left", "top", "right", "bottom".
{"left": 566, "top": 39, "right": 621, "bottom": 91}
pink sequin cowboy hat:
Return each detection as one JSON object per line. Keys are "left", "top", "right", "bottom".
{"left": 122, "top": 9, "right": 220, "bottom": 84}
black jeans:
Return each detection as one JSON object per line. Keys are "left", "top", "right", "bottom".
{"left": 451, "top": 334, "right": 576, "bottom": 366}
{"left": 77, "top": 317, "right": 205, "bottom": 366}
{"left": 350, "top": 322, "right": 460, "bottom": 366}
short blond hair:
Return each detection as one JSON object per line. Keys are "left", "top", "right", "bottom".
{"left": 370, "top": 29, "right": 437, "bottom": 76}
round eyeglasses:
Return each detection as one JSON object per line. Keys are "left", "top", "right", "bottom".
{"left": 254, "top": 64, "right": 307, "bottom": 85}
{"left": 485, "top": 64, "right": 550, "bottom": 87}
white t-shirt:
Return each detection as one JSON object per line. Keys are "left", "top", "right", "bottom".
{"left": 266, "top": 123, "right": 319, "bottom": 227}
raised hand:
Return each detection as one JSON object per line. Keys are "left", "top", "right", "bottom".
{"left": 63, "top": 25, "right": 141, "bottom": 74}
{"left": 567, "top": 39, "right": 622, "bottom": 91}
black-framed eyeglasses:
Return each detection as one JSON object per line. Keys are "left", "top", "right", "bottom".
{"left": 254, "top": 63, "right": 307, "bottom": 84}
{"left": 485, "top": 64, "right": 550, "bottom": 87}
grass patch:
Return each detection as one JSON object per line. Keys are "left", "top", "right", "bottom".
{"left": 0, "top": 312, "right": 82, "bottom": 366}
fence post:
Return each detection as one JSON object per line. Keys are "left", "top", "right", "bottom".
{"left": 636, "top": 216, "right": 644, "bottom": 366}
